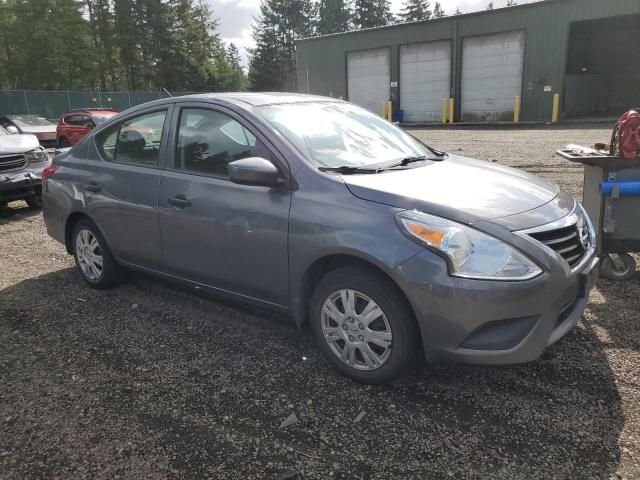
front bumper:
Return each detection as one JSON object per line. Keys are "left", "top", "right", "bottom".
{"left": 0, "top": 161, "right": 50, "bottom": 202}
{"left": 394, "top": 249, "right": 599, "bottom": 365}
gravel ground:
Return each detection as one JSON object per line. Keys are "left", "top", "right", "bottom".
{"left": 1, "top": 125, "right": 639, "bottom": 480}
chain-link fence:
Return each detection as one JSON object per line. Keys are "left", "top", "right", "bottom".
{"left": 0, "top": 90, "right": 200, "bottom": 120}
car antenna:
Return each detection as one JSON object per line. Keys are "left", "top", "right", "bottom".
{"left": 162, "top": 88, "right": 173, "bottom": 97}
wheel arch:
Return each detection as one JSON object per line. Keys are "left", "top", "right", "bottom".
{"left": 64, "top": 211, "right": 102, "bottom": 255}
{"left": 292, "top": 252, "right": 420, "bottom": 336}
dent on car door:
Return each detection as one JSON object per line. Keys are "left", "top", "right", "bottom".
{"left": 86, "top": 108, "right": 172, "bottom": 269}
{"left": 158, "top": 105, "right": 292, "bottom": 306}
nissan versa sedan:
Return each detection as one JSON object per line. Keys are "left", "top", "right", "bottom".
{"left": 42, "top": 93, "right": 598, "bottom": 384}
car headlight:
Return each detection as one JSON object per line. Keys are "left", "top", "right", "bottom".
{"left": 396, "top": 210, "right": 542, "bottom": 281}
{"left": 25, "top": 148, "right": 48, "bottom": 163}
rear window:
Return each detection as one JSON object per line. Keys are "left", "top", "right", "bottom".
{"left": 95, "top": 110, "right": 167, "bottom": 167}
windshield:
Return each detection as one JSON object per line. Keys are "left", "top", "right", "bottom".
{"left": 8, "top": 115, "right": 54, "bottom": 127}
{"left": 255, "top": 102, "right": 434, "bottom": 168}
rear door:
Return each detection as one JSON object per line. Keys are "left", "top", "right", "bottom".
{"left": 66, "top": 115, "right": 93, "bottom": 145}
{"left": 86, "top": 107, "right": 172, "bottom": 269}
{"left": 158, "top": 104, "right": 291, "bottom": 306}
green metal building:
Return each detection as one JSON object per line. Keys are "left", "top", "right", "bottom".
{"left": 295, "top": 0, "right": 640, "bottom": 123}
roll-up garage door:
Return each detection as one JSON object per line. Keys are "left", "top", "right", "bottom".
{"left": 400, "top": 41, "right": 451, "bottom": 123}
{"left": 461, "top": 30, "right": 525, "bottom": 122}
{"left": 347, "top": 48, "right": 390, "bottom": 114}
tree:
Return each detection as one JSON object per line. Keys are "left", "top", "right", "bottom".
{"left": 454, "top": 7, "right": 462, "bottom": 15}
{"left": 353, "top": 0, "right": 392, "bottom": 29}
{"left": 506, "top": 0, "right": 518, "bottom": 5}
{"left": 318, "top": 0, "right": 351, "bottom": 35}
{"left": 0, "top": 0, "right": 95, "bottom": 90}
{"left": 432, "top": 1, "right": 445, "bottom": 18}
{"left": 398, "top": 0, "right": 431, "bottom": 23}
{"left": 486, "top": 1, "right": 494, "bottom": 9}
{"left": 249, "top": 0, "right": 316, "bottom": 91}
{"left": 224, "top": 43, "right": 247, "bottom": 91}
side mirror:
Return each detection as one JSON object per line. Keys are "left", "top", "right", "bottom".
{"left": 6, "top": 125, "right": 19, "bottom": 134}
{"left": 228, "top": 157, "right": 280, "bottom": 187}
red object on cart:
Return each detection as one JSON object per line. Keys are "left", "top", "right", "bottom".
{"left": 610, "top": 109, "right": 640, "bottom": 160}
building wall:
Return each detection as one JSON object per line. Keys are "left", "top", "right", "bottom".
{"left": 296, "top": 0, "right": 640, "bottom": 122}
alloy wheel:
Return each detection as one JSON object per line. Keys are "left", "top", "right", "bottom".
{"left": 75, "top": 229, "right": 104, "bottom": 281}
{"left": 320, "top": 289, "right": 393, "bottom": 371}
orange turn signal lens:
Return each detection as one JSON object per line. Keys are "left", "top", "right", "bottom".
{"left": 405, "top": 222, "right": 445, "bottom": 247}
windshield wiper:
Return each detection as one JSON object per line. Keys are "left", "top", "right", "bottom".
{"left": 374, "top": 155, "right": 433, "bottom": 171}
{"left": 318, "top": 165, "right": 382, "bottom": 174}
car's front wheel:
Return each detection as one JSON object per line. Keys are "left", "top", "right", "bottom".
{"left": 72, "top": 219, "right": 124, "bottom": 289}
{"left": 310, "top": 266, "right": 418, "bottom": 384}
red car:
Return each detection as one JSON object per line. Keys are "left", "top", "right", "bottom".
{"left": 56, "top": 109, "right": 118, "bottom": 147}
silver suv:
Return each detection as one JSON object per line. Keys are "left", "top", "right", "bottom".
{"left": 42, "top": 94, "right": 598, "bottom": 384}
{"left": 0, "top": 125, "right": 51, "bottom": 208}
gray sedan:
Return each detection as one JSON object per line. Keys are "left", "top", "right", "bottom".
{"left": 42, "top": 93, "right": 598, "bottom": 384}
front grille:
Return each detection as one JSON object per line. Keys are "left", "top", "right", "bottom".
{"left": 0, "top": 154, "right": 27, "bottom": 172}
{"left": 528, "top": 221, "right": 590, "bottom": 269}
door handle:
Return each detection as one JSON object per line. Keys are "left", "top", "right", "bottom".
{"left": 85, "top": 181, "right": 101, "bottom": 193}
{"left": 168, "top": 195, "right": 192, "bottom": 208}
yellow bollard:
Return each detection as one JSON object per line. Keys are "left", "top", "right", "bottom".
{"left": 552, "top": 93, "right": 560, "bottom": 123}
{"left": 448, "top": 98, "right": 454, "bottom": 124}
{"left": 386, "top": 100, "right": 393, "bottom": 122}
{"left": 381, "top": 102, "right": 386, "bottom": 118}
{"left": 441, "top": 98, "right": 448, "bottom": 124}
{"left": 514, "top": 96, "right": 521, "bottom": 123}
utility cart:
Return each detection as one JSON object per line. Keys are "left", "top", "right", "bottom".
{"left": 557, "top": 147, "right": 640, "bottom": 280}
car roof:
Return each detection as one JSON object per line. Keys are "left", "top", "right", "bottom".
{"left": 64, "top": 109, "right": 118, "bottom": 116}
{"left": 173, "top": 92, "right": 343, "bottom": 108}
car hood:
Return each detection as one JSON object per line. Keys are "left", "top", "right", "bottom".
{"left": 17, "top": 125, "right": 56, "bottom": 134}
{"left": 343, "top": 155, "right": 561, "bottom": 224}
{"left": 0, "top": 134, "right": 40, "bottom": 154}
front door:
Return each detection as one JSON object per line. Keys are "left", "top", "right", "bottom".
{"left": 158, "top": 105, "right": 291, "bottom": 307}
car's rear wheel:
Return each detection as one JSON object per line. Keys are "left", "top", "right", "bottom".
{"left": 309, "top": 266, "right": 418, "bottom": 384}
{"left": 72, "top": 219, "right": 124, "bottom": 289}
{"left": 58, "top": 137, "right": 70, "bottom": 148}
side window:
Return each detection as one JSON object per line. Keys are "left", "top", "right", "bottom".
{"left": 80, "top": 116, "right": 94, "bottom": 128}
{"left": 95, "top": 110, "right": 167, "bottom": 166}
{"left": 65, "top": 115, "right": 80, "bottom": 125}
{"left": 175, "top": 108, "right": 266, "bottom": 177}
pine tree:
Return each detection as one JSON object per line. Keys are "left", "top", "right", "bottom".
{"left": 398, "top": 0, "right": 431, "bottom": 23}
{"left": 249, "top": 0, "right": 316, "bottom": 91}
{"left": 318, "top": 0, "right": 351, "bottom": 35}
{"left": 454, "top": 7, "right": 462, "bottom": 15}
{"left": 486, "top": 1, "right": 495, "bottom": 10}
{"left": 432, "top": 1, "right": 445, "bottom": 18}
{"left": 353, "top": 0, "right": 392, "bottom": 29}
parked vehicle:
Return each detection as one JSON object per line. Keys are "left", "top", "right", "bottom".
{"left": 56, "top": 109, "right": 118, "bottom": 147}
{"left": 0, "top": 125, "right": 51, "bottom": 208}
{"left": 0, "top": 115, "right": 57, "bottom": 148}
{"left": 42, "top": 94, "right": 599, "bottom": 384}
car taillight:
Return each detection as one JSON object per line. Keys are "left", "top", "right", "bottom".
{"left": 41, "top": 165, "right": 59, "bottom": 186}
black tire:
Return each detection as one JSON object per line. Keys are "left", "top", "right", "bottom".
{"left": 309, "top": 266, "right": 418, "bottom": 384}
{"left": 600, "top": 253, "right": 637, "bottom": 281}
{"left": 72, "top": 219, "right": 125, "bottom": 289}
{"left": 26, "top": 193, "right": 43, "bottom": 209}
{"left": 58, "top": 137, "right": 70, "bottom": 148}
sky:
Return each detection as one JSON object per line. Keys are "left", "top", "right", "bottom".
{"left": 210, "top": 0, "right": 538, "bottom": 67}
